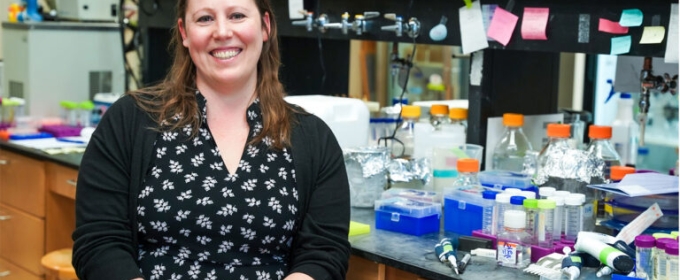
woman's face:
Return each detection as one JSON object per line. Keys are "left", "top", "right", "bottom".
{"left": 178, "top": 0, "right": 270, "bottom": 90}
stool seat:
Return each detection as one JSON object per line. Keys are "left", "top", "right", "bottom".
{"left": 41, "top": 249, "right": 77, "bottom": 280}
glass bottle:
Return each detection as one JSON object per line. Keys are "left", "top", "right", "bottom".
{"left": 447, "top": 107, "right": 468, "bottom": 136}
{"left": 491, "top": 113, "right": 534, "bottom": 172}
{"left": 452, "top": 158, "right": 480, "bottom": 188}
{"left": 429, "top": 104, "right": 449, "bottom": 130}
{"left": 497, "top": 210, "right": 532, "bottom": 268}
{"left": 586, "top": 125, "right": 622, "bottom": 221}
{"left": 537, "top": 123, "right": 571, "bottom": 175}
{"left": 392, "top": 105, "right": 420, "bottom": 158}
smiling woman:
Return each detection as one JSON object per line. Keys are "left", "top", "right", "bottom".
{"left": 71, "top": 0, "right": 351, "bottom": 279}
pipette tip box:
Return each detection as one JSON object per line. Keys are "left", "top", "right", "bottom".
{"left": 374, "top": 197, "right": 441, "bottom": 236}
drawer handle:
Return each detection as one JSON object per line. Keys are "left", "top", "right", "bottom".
{"left": 0, "top": 215, "right": 11, "bottom": 221}
{"left": 66, "top": 179, "right": 77, "bottom": 186}
{"left": 0, "top": 271, "right": 10, "bottom": 277}
{"left": 0, "top": 159, "right": 8, "bottom": 165}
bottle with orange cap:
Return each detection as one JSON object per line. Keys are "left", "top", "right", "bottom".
{"left": 452, "top": 158, "right": 481, "bottom": 189}
{"left": 392, "top": 105, "right": 421, "bottom": 158}
{"left": 491, "top": 113, "right": 534, "bottom": 172}
{"left": 429, "top": 104, "right": 450, "bottom": 130}
{"left": 585, "top": 125, "right": 622, "bottom": 180}
{"left": 446, "top": 108, "right": 468, "bottom": 138}
{"left": 537, "top": 123, "right": 572, "bottom": 172}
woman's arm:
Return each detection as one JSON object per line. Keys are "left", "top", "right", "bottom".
{"left": 72, "top": 97, "right": 145, "bottom": 280}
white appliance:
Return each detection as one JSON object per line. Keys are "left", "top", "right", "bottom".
{"left": 2, "top": 21, "right": 125, "bottom": 118}
{"left": 55, "top": 0, "right": 118, "bottom": 22}
{"left": 284, "top": 95, "right": 370, "bottom": 150}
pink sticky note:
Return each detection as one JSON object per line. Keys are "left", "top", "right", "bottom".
{"left": 599, "top": 18, "right": 629, "bottom": 34}
{"left": 521, "top": 7, "right": 549, "bottom": 40}
{"left": 487, "top": 7, "right": 519, "bottom": 46}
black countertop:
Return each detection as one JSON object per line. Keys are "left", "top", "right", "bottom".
{"left": 0, "top": 141, "right": 607, "bottom": 280}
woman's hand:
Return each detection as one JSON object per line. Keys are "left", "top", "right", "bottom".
{"left": 284, "top": 272, "right": 314, "bottom": 280}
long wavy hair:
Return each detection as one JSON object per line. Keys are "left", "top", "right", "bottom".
{"left": 129, "top": 0, "right": 298, "bottom": 150}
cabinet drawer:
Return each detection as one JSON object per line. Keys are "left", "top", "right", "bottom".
{"left": 46, "top": 163, "right": 78, "bottom": 200}
{"left": 0, "top": 204, "right": 45, "bottom": 275}
{"left": 0, "top": 151, "right": 46, "bottom": 217}
{"left": 0, "top": 257, "right": 42, "bottom": 280}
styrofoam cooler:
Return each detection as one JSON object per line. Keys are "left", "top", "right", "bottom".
{"left": 284, "top": 95, "right": 369, "bottom": 150}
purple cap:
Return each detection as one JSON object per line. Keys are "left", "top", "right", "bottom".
{"left": 656, "top": 238, "right": 676, "bottom": 250}
{"left": 635, "top": 235, "right": 656, "bottom": 248}
{"left": 665, "top": 242, "right": 679, "bottom": 256}
{"left": 510, "top": 196, "right": 526, "bottom": 206}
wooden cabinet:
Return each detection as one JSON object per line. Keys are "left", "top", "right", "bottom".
{"left": 45, "top": 163, "right": 77, "bottom": 252}
{"left": 347, "top": 255, "right": 429, "bottom": 280}
{"left": 0, "top": 150, "right": 46, "bottom": 278}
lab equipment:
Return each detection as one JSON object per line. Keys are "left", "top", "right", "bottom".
{"left": 654, "top": 238, "right": 676, "bottom": 280}
{"left": 563, "top": 195, "right": 583, "bottom": 242}
{"left": 374, "top": 197, "right": 441, "bottom": 236}
{"left": 574, "top": 236, "right": 635, "bottom": 274}
{"left": 547, "top": 196, "right": 564, "bottom": 240}
{"left": 561, "top": 253, "right": 583, "bottom": 280}
{"left": 635, "top": 235, "right": 655, "bottom": 280}
{"left": 509, "top": 196, "right": 526, "bottom": 211}
{"left": 537, "top": 123, "right": 571, "bottom": 175}
{"left": 344, "top": 146, "right": 390, "bottom": 208}
{"left": 535, "top": 199, "right": 555, "bottom": 248}
{"left": 539, "top": 187, "right": 556, "bottom": 199}
{"left": 523, "top": 199, "right": 538, "bottom": 239}
{"left": 491, "top": 113, "right": 534, "bottom": 172}
{"left": 55, "top": 0, "right": 118, "bottom": 21}
{"left": 611, "top": 93, "right": 639, "bottom": 166}
{"left": 494, "top": 193, "right": 512, "bottom": 235}
{"left": 638, "top": 57, "right": 678, "bottom": 146}
{"left": 666, "top": 242, "right": 679, "bottom": 280}
{"left": 586, "top": 125, "right": 622, "bottom": 180}
{"left": 595, "top": 265, "right": 614, "bottom": 277}
{"left": 392, "top": 105, "right": 420, "bottom": 158}
{"left": 481, "top": 190, "right": 497, "bottom": 235}
{"left": 435, "top": 238, "right": 460, "bottom": 274}
{"left": 457, "top": 253, "right": 471, "bottom": 274}
{"left": 443, "top": 183, "right": 493, "bottom": 236}
{"left": 496, "top": 210, "right": 532, "bottom": 268}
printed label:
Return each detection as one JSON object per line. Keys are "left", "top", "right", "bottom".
{"left": 583, "top": 204, "right": 594, "bottom": 217}
{"left": 497, "top": 241, "right": 518, "bottom": 264}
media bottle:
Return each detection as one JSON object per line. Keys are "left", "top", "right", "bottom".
{"left": 491, "top": 113, "right": 534, "bottom": 172}
{"left": 496, "top": 210, "right": 532, "bottom": 268}
{"left": 586, "top": 125, "right": 621, "bottom": 220}
{"left": 537, "top": 123, "right": 571, "bottom": 175}
{"left": 392, "top": 105, "right": 420, "bottom": 158}
{"left": 611, "top": 93, "right": 639, "bottom": 166}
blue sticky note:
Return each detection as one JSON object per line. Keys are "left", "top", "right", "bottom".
{"left": 611, "top": 35, "right": 632, "bottom": 55}
{"left": 619, "top": 9, "right": 643, "bottom": 27}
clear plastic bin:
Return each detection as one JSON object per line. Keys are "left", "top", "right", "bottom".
{"left": 381, "top": 188, "right": 441, "bottom": 203}
{"left": 443, "top": 186, "right": 497, "bottom": 236}
{"left": 478, "top": 170, "right": 538, "bottom": 193}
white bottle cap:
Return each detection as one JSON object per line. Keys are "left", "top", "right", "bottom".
{"left": 495, "top": 193, "right": 512, "bottom": 204}
{"left": 539, "top": 187, "right": 556, "bottom": 197}
{"left": 547, "top": 196, "right": 564, "bottom": 206}
{"left": 504, "top": 210, "right": 527, "bottom": 229}
{"left": 504, "top": 188, "right": 522, "bottom": 193}
{"left": 520, "top": 191, "right": 536, "bottom": 199}
{"left": 554, "top": 190, "right": 571, "bottom": 197}
{"left": 569, "top": 193, "right": 586, "bottom": 203}
{"left": 564, "top": 195, "right": 582, "bottom": 206}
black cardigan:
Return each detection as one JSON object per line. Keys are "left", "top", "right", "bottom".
{"left": 72, "top": 95, "right": 351, "bottom": 280}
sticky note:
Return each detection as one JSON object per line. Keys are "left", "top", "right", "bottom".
{"left": 599, "top": 18, "right": 629, "bottom": 34}
{"left": 619, "top": 8, "right": 644, "bottom": 27}
{"left": 611, "top": 35, "right": 632, "bottom": 55}
{"left": 459, "top": 1, "right": 489, "bottom": 54}
{"left": 482, "top": 4, "right": 498, "bottom": 41}
{"left": 288, "top": 0, "right": 304, "bottom": 19}
{"left": 640, "top": 26, "right": 665, "bottom": 44}
{"left": 487, "top": 7, "right": 519, "bottom": 46}
{"left": 665, "top": 4, "right": 679, "bottom": 63}
{"left": 521, "top": 7, "right": 549, "bottom": 40}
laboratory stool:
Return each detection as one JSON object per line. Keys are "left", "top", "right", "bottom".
{"left": 41, "top": 249, "right": 78, "bottom": 280}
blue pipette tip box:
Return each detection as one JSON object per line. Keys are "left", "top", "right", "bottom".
{"left": 374, "top": 197, "right": 441, "bottom": 236}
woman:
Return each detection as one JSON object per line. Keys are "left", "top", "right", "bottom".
{"left": 72, "top": 0, "right": 351, "bottom": 279}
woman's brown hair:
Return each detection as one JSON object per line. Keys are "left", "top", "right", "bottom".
{"left": 129, "top": 0, "right": 298, "bottom": 150}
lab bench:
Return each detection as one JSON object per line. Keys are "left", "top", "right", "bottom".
{"left": 0, "top": 141, "right": 610, "bottom": 280}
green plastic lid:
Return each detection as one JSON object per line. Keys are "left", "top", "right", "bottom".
{"left": 79, "top": 100, "right": 95, "bottom": 110}
{"left": 537, "top": 199, "right": 556, "bottom": 209}
{"left": 427, "top": 83, "right": 445, "bottom": 91}
{"left": 672, "top": 231, "right": 679, "bottom": 238}
{"left": 653, "top": 233, "right": 675, "bottom": 239}
{"left": 60, "top": 101, "right": 79, "bottom": 109}
{"left": 523, "top": 198, "right": 538, "bottom": 209}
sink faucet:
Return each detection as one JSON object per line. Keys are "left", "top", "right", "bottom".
{"left": 292, "top": 11, "right": 314, "bottom": 32}
{"left": 638, "top": 57, "right": 678, "bottom": 146}
{"left": 380, "top": 13, "right": 421, "bottom": 38}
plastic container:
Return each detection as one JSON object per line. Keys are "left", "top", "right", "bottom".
{"left": 635, "top": 235, "right": 655, "bottom": 280}
{"left": 611, "top": 93, "right": 639, "bottom": 166}
{"left": 604, "top": 198, "right": 679, "bottom": 229}
{"left": 535, "top": 199, "right": 556, "bottom": 248}
{"left": 666, "top": 242, "right": 679, "bottom": 280}
{"left": 563, "top": 195, "right": 583, "bottom": 242}
{"left": 444, "top": 185, "right": 494, "bottom": 236}
{"left": 538, "top": 187, "right": 556, "bottom": 199}
{"left": 547, "top": 196, "right": 565, "bottom": 240}
{"left": 491, "top": 113, "right": 534, "bottom": 172}
{"left": 494, "top": 193, "right": 512, "bottom": 235}
{"left": 374, "top": 197, "right": 441, "bottom": 236}
{"left": 381, "top": 188, "right": 440, "bottom": 203}
{"left": 586, "top": 125, "right": 621, "bottom": 180}
{"left": 481, "top": 190, "right": 498, "bottom": 235}
{"left": 509, "top": 196, "right": 526, "bottom": 211}
{"left": 523, "top": 199, "right": 538, "bottom": 238}
{"left": 496, "top": 210, "right": 532, "bottom": 268}
{"left": 636, "top": 147, "right": 650, "bottom": 170}
{"left": 478, "top": 170, "right": 537, "bottom": 193}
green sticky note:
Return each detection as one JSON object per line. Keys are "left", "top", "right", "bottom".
{"left": 463, "top": 0, "right": 472, "bottom": 8}
{"left": 611, "top": 35, "right": 631, "bottom": 55}
{"left": 619, "top": 8, "right": 643, "bottom": 27}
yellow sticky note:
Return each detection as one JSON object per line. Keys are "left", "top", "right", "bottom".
{"left": 640, "top": 26, "right": 666, "bottom": 44}
{"left": 464, "top": 0, "right": 472, "bottom": 8}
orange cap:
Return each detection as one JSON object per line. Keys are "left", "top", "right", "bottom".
{"left": 457, "top": 158, "right": 479, "bottom": 173}
{"left": 589, "top": 125, "right": 612, "bottom": 139}
{"left": 400, "top": 105, "right": 421, "bottom": 118}
{"left": 503, "top": 113, "right": 524, "bottom": 127}
{"left": 449, "top": 108, "right": 468, "bottom": 120}
{"left": 610, "top": 166, "right": 635, "bottom": 181}
{"left": 430, "top": 104, "right": 449, "bottom": 116}
{"left": 547, "top": 123, "right": 571, "bottom": 138}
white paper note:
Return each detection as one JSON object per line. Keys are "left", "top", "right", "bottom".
{"left": 459, "top": 1, "right": 489, "bottom": 54}
{"left": 288, "top": 0, "right": 304, "bottom": 20}
{"left": 470, "top": 51, "right": 484, "bottom": 86}
{"left": 664, "top": 4, "right": 678, "bottom": 63}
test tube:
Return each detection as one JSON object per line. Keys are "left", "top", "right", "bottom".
{"left": 570, "top": 193, "right": 594, "bottom": 232}
{"left": 554, "top": 190, "right": 571, "bottom": 197}
{"left": 504, "top": 188, "right": 522, "bottom": 194}
{"left": 481, "top": 190, "right": 497, "bottom": 235}
{"left": 563, "top": 195, "right": 583, "bottom": 242}
{"left": 523, "top": 198, "right": 538, "bottom": 240}
{"left": 510, "top": 196, "right": 526, "bottom": 211}
{"left": 520, "top": 191, "right": 536, "bottom": 199}
{"left": 535, "top": 199, "right": 556, "bottom": 248}
{"left": 539, "top": 187, "right": 556, "bottom": 199}
{"left": 495, "top": 193, "right": 512, "bottom": 235}
{"left": 634, "top": 235, "right": 655, "bottom": 279}
{"left": 547, "top": 196, "right": 565, "bottom": 240}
